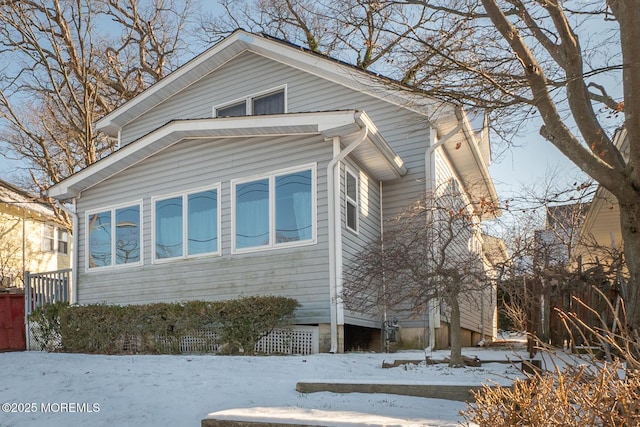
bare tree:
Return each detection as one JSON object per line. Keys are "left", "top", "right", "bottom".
{"left": 0, "top": 0, "right": 194, "bottom": 225}
{"left": 0, "top": 216, "right": 22, "bottom": 287}
{"left": 207, "top": 1, "right": 640, "bottom": 329}
{"left": 489, "top": 173, "right": 631, "bottom": 359}
{"left": 343, "top": 180, "right": 498, "bottom": 367}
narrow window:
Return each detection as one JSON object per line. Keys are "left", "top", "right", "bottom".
{"left": 155, "top": 197, "right": 183, "bottom": 259}
{"left": 115, "top": 205, "right": 141, "bottom": 264}
{"left": 187, "top": 189, "right": 218, "bottom": 255}
{"left": 276, "top": 169, "right": 312, "bottom": 243}
{"left": 57, "top": 229, "right": 69, "bottom": 255}
{"left": 235, "top": 178, "right": 270, "bottom": 249}
{"left": 88, "top": 211, "right": 112, "bottom": 268}
{"left": 345, "top": 169, "right": 359, "bottom": 233}
{"left": 42, "top": 224, "right": 55, "bottom": 252}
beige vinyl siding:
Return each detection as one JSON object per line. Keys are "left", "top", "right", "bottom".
{"left": 76, "top": 133, "right": 333, "bottom": 324}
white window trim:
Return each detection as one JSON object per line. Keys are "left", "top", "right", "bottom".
{"left": 57, "top": 228, "right": 70, "bottom": 255}
{"left": 213, "top": 85, "right": 288, "bottom": 117}
{"left": 85, "top": 200, "right": 143, "bottom": 272}
{"left": 41, "top": 223, "right": 55, "bottom": 252}
{"left": 231, "top": 163, "right": 317, "bottom": 254}
{"left": 345, "top": 166, "right": 360, "bottom": 234}
{"left": 152, "top": 184, "right": 222, "bottom": 264}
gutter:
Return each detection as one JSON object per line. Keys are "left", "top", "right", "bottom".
{"left": 327, "top": 125, "right": 369, "bottom": 353}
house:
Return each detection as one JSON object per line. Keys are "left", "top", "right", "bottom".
{"left": 570, "top": 127, "right": 629, "bottom": 334}
{"left": 47, "top": 30, "right": 501, "bottom": 353}
{"left": 577, "top": 126, "right": 627, "bottom": 273}
{"left": 0, "top": 179, "right": 70, "bottom": 289}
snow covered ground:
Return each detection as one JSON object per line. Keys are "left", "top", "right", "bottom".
{"left": 0, "top": 345, "right": 529, "bottom": 427}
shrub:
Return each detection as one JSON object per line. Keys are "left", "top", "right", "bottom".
{"left": 216, "top": 296, "right": 300, "bottom": 354}
{"left": 50, "top": 296, "right": 299, "bottom": 355}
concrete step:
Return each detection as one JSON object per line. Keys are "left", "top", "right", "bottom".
{"left": 295, "top": 380, "right": 505, "bottom": 402}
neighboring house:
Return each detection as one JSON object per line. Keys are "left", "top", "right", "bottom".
{"left": 577, "top": 126, "right": 627, "bottom": 271}
{"left": 575, "top": 126, "right": 628, "bottom": 300}
{"left": 48, "top": 30, "right": 501, "bottom": 352}
{"left": 0, "top": 179, "right": 70, "bottom": 288}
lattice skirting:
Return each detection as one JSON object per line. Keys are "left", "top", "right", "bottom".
{"left": 26, "top": 324, "right": 319, "bottom": 355}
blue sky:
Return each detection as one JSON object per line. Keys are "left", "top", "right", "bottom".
{"left": 0, "top": 1, "right": 614, "bottom": 202}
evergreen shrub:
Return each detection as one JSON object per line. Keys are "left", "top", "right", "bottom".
{"left": 33, "top": 296, "right": 299, "bottom": 355}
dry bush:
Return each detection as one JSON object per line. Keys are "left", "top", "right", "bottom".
{"left": 463, "top": 362, "right": 640, "bottom": 426}
{"left": 463, "top": 289, "right": 640, "bottom": 426}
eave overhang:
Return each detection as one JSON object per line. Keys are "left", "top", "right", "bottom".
{"left": 435, "top": 109, "right": 502, "bottom": 220}
{"left": 48, "top": 111, "right": 406, "bottom": 200}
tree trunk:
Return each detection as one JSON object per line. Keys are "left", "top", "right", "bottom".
{"left": 620, "top": 200, "right": 640, "bottom": 330}
{"left": 448, "top": 296, "right": 464, "bottom": 367}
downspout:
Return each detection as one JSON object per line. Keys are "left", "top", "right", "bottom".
{"left": 425, "top": 108, "right": 464, "bottom": 350}
{"left": 327, "top": 125, "right": 369, "bottom": 353}
{"left": 70, "top": 198, "right": 78, "bottom": 305}
{"left": 380, "top": 180, "right": 387, "bottom": 352}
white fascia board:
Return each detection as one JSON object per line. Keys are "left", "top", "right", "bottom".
{"left": 246, "top": 36, "right": 440, "bottom": 118}
{"left": 355, "top": 111, "right": 407, "bottom": 178}
{"left": 97, "top": 30, "right": 448, "bottom": 135}
{"left": 96, "top": 30, "right": 250, "bottom": 135}
{"left": 457, "top": 109, "right": 501, "bottom": 218}
{"left": 48, "top": 111, "right": 364, "bottom": 200}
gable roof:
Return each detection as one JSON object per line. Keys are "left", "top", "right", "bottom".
{"left": 48, "top": 111, "right": 407, "bottom": 199}
{"left": 96, "top": 29, "right": 448, "bottom": 137}
{"left": 53, "top": 29, "right": 498, "bottom": 213}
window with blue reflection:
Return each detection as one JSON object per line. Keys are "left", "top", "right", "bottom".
{"left": 276, "top": 170, "right": 312, "bottom": 243}
{"left": 188, "top": 190, "right": 218, "bottom": 255}
{"left": 156, "top": 197, "right": 183, "bottom": 259}
{"left": 115, "top": 205, "right": 140, "bottom": 265}
{"left": 89, "top": 211, "right": 112, "bottom": 268}
{"left": 236, "top": 179, "right": 269, "bottom": 249}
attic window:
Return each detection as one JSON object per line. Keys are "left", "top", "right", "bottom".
{"left": 216, "top": 102, "right": 246, "bottom": 118}
{"left": 252, "top": 90, "right": 284, "bottom": 115}
{"left": 214, "top": 87, "right": 286, "bottom": 117}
